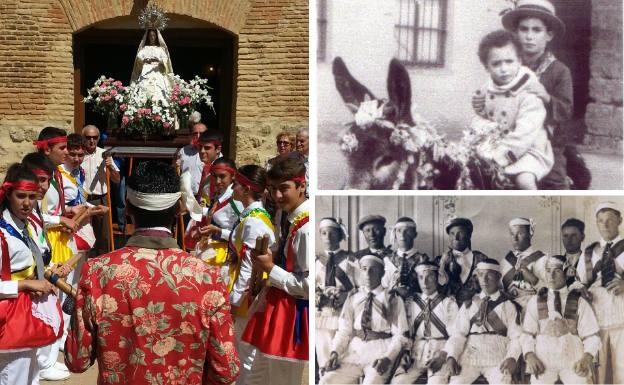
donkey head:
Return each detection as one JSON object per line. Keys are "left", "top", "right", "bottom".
{"left": 333, "top": 57, "right": 416, "bottom": 189}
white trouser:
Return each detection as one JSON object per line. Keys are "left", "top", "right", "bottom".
{"left": 316, "top": 328, "right": 337, "bottom": 369}
{"left": 234, "top": 315, "right": 255, "bottom": 385}
{"left": 598, "top": 327, "right": 624, "bottom": 384}
{"left": 390, "top": 339, "right": 449, "bottom": 384}
{"left": 59, "top": 253, "right": 85, "bottom": 346}
{"left": 530, "top": 368, "right": 588, "bottom": 384}
{"left": 320, "top": 362, "right": 387, "bottom": 385}
{"left": 0, "top": 349, "right": 39, "bottom": 385}
{"left": 36, "top": 337, "right": 62, "bottom": 371}
{"left": 449, "top": 365, "right": 511, "bottom": 384}
{"left": 247, "top": 353, "right": 306, "bottom": 385}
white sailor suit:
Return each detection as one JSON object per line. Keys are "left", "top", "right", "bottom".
{"left": 391, "top": 292, "right": 458, "bottom": 384}
{"left": 443, "top": 290, "right": 522, "bottom": 384}
{"left": 500, "top": 247, "right": 548, "bottom": 309}
{"left": 522, "top": 287, "right": 601, "bottom": 384}
{"left": 320, "top": 284, "right": 408, "bottom": 384}
{"left": 316, "top": 248, "right": 356, "bottom": 368}
{"left": 576, "top": 236, "right": 624, "bottom": 384}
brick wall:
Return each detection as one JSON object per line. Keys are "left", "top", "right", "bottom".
{"left": 585, "top": 0, "right": 623, "bottom": 151}
{"left": 0, "top": 0, "right": 308, "bottom": 172}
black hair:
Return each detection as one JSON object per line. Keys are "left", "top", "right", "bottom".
{"left": 199, "top": 130, "right": 223, "bottom": 145}
{"left": 212, "top": 157, "right": 236, "bottom": 170}
{"left": 2, "top": 163, "right": 37, "bottom": 210}
{"left": 126, "top": 161, "right": 180, "bottom": 228}
{"left": 22, "top": 152, "right": 55, "bottom": 175}
{"left": 561, "top": 218, "right": 585, "bottom": 234}
{"left": 37, "top": 126, "right": 67, "bottom": 141}
{"left": 66, "top": 133, "right": 86, "bottom": 150}
{"left": 478, "top": 29, "right": 523, "bottom": 66}
{"left": 238, "top": 164, "right": 267, "bottom": 200}
{"left": 267, "top": 157, "right": 306, "bottom": 186}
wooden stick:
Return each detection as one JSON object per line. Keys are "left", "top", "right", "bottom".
{"left": 250, "top": 234, "right": 270, "bottom": 296}
{"left": 44, "top": 269, "right": 77, "bottom": 298}
{"left": 105, "top": 159, "right": 115, "bottom": 252}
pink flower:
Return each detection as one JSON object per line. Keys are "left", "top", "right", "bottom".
{"left": 113, "top": 80, "right": 122, "bottom": 88}
{"left": 180, "top": 96, "right": 191, "bottom": 106}
{"left": 119, "top": 104, "right": 127, "bottom": 112}
{"left": 138, "top": 280, "right": 151, "bottom": 294}
{"left": 153, "top": 337, "right": 176, "bottom": 357}
{"left": 163, "top": 122, "right": 171, "bottom": 129}
{"left": 154, "top": 115, "right": 161, "bottom": 122}
{"left": 102, "top": 95, "right": 111, "bottom": 102}
{"left": 110, "top": 89, "right": 117, "bottom": 96}
{"left": 114, "top": 263, "right": 139, "bottom": 283}
{"left": 145, "top": 108, "right": 151, "bottom": 115}
{"left": 102, "top": 351, "right": 121, "bottom": 367}
{"left": 121, "top": 116, "right": 129, "bottom": 126}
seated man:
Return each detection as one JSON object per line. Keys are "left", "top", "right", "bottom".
{"left": 441, "top": 258, "right": 522, "bottom": 384}
{"left": 321, "top": 255, "right": 408, "bottom": 384}
{"left": 522, "top": 255, "right": 600, "bottom": 384}
{"left": 391, "top": 260, "right": 458, "bottom": 384}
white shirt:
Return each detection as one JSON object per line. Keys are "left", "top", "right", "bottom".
{"left": 229, "top": 201, "right": 275, "bottom": 307}
{"left": 331, "top": 284, "right": 408, "bottom": 361}
{"left": 178, "top": 144, "right": 203, "bottom": 195}
{"left": 405, "top": 292, "right": 458, "bottom": 340}
{"left": 59, "top": 164, "right": 93, "bottom": 208}
{"left": 42, "top": 174, "right": 62, "bottom": 225}
{"left": 522, "top": 287, "right": 601, "bottom": 357}
{"left": 82, "top": 147, "right": 119, "bottom": 196}
{"left": 202, "top": 184, "right": 243, "bottom": 241}
{"left": 0, "top": 209, "right": 36, "bottom": 299}
{"left": 268, "top": 199, "right": 309, "bottom": 299}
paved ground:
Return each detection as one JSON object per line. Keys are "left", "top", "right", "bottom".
{"left": 318, "top": 122, "right": 623, "bottom": 190}
{"left": 44, "top": 357, "right": 309, "bottom": 385}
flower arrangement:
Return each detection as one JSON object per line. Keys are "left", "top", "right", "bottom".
{"left": 84, "top": 74, "right": 213, "bottom": 139}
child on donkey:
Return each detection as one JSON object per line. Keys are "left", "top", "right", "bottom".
{"left": 471, "top": 29, "right": 554, "bottom": 190}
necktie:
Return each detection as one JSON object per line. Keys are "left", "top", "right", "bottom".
{"left": 601, "top": 242, "right": 616, "bottom": 287}
{"left": 423, "top": 298, "right": 432, "bottom": 337}
{"left": 23, "top": 227, "right": 44, "bottom": 279}
{"left": 325, "top": 251, "right": 337, "bottom": 287}
{"left": 477, "top": 296, "right": 490, "bottom": 327}
{"left": 553, "top": 290, "right": 562, "bottom": 315}
{"left": 399, "top": 253, "right": 409, "bottom": 286}
{"left": 197, "top": 164, "right": 211, "bottom": 200}
{"left": 361, "top": 292, "right": 375, "bottom": 333}
{"left": 276, "top": 212, "right": 290, "bottom": 269}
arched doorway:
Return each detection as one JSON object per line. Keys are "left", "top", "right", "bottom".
{"left": 73, "top": 17, "right": 236, "bottom": 155}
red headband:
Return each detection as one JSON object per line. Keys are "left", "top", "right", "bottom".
{"left": 33, "top": 136, "right": 67, "bottom": 151}
{"left": 236, "top": 172, "right": 264, "bottom": 193}
{"left": 211, "top": 164, "right": 236, "bottom": 176}
{"left": 0, "top": 181, "right": 39, "bottom": 203}
{"left": 31, "top": 168, "right": 51, "bottom": 177}
{"left": 289, "top": 176, "right": 306, "bottom": 183}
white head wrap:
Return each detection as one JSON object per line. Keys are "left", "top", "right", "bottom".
{"left": 476, "top": 260, "right": 501, "bottom": 273}
{"left": 359, "top": 254, "right": 384, "bottom": 267}
{"left": 180, "top": 171, "right": 203, "bottom": 221}
{"left": 595, "top": 201, "right": 621, "bottom": 216}
{"left": 391, "top": 219, "right": 417, "bottom": 247}
{"left": 509, "top": 217, "right": 535, "bottom": 236}
{"left": 415, "top": 263, "right": 439, "bottom": 274}
{"left": 126, "top": 187, "right": 181, "bottom": 211}
{"left": 319, "top": 217, "right": 348, "bottom": 239}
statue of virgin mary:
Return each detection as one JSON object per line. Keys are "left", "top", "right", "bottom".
{"left": 130, "top": 28, "right": 174, "bottom": 106}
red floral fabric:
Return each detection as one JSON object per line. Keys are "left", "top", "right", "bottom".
{"left": 65, "top": 245, "right": 240, "bottom": 385}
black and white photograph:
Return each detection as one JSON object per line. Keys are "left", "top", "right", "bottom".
{"left": 316, "top": 195, "right": 624, "bottom": 384}
{"left": 316, "top": 0, "right": 623, "bottom": 190}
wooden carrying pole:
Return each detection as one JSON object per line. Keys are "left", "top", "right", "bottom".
{"left": 105, "top": 165, "right": 115, "bottom": 251}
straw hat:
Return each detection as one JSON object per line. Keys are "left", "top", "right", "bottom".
{"left": 502, "top": 0, "right": 565, "bottom": 37}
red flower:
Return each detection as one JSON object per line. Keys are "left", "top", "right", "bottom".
{"left": 119, "top": 104, "right": 127, "bottom": 112}
{"left": 154, "top": 115, "right": 161, "bottom": 122}
{"left": 121, "top": 116, "right": 129, "bottom": 126}
{"left": 163, "top": 122, "right": 171, "bottom": 129}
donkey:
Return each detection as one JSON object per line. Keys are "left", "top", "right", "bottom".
{"left": 333, "top": 57, "right": 461, "bottom": 189}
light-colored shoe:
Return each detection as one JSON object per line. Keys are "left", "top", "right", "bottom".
{"left": 39, "top": 366, "right": 71, "bottom": 381}
{"left": 53, "top": 362, "right": 69, "bottom": 372}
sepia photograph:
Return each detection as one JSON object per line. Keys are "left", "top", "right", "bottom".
{"left": 316, "top": 195, "right": 624, "bottom": 384}
{"left": 316, "top": 0, "right": 623, "bottom": 190}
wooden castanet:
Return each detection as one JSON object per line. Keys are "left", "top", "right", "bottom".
{"left": 250, "top": 234, "right": 270, "bottom": 296}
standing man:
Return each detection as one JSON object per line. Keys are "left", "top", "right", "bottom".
{"left": 295, "top": 127, "right": 309, "bottom": 194}
{"left": 196, "top": 130, "right": 224, "bottom": 205}
{"left": 577, "top": 201, "right": 624, "bottom": 384}
{"left": 561, "top": 218, "right": 585, "bottom": 286}
{"left": 321, "top": 255, "right": 408, "bottom": 384}
{"left": 354, "top": 215, "right": 393, "bottom": 289}
{"left": 178, "top": 122, "right": 208, "bottom": 196}
{"left": 81, "top": 125, "right": 119, "bottom": 256}
{"left": 437, "top": 217, "right": 488, "bottom": 306}
{"left": 383, "top": 217, "right": 428, "bottom": 297}
{"left": 65, "top": 161, "right": 240, "bottom": 384}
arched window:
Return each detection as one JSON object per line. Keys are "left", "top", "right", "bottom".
{"left": 395, "top": 0, "right": 448, "bottom": 66}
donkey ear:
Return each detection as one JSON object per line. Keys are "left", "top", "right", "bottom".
{"left": 333, "top": 57, "right": 376, "bottom": 107}
{"left": 387, "top": 58, "right": 414, "bottom": 125}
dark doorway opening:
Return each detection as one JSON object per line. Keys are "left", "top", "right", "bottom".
{"left": 73, "top": 27, "right": 236, "bottom": 157}
{"left": 552, "top": 0, "right": 591, "bottom": 141}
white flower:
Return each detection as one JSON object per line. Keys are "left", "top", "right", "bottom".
{"left": 354, "top": 100, "right": 383, "bottom": 129}
{"left": 340, "top": 132, "right": 359, "bottom": 153}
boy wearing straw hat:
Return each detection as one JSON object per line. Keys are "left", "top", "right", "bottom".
{"left": 441, "top": 258, "right": 522, "bottom": 384}
{"left": 522, "top": 254, "right": 600, "bottom": 384}
{"left": 321, "top": 254, "right": 408, "bottom": 385}
{"left": 316, "top": 217, "right": 355, "bottom": 369}
{"left": 577, "top": 201, "right": 624, "bottom": 383}
{"left": 391, "top": 260, "right": 458, "bottom": 384}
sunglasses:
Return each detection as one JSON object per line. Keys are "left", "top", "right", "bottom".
{"left": 277, "top": 140, "right": 291, "bottom": 145}
{"left": 85, "top": 135, "right": 99, "bottom": 141}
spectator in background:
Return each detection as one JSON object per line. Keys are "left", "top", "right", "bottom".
{"left": 178, "top": 119, "right": 207, "bottom": 196}
{"left": 266, "top": 131, "right": 295, "bottom": 170}
{"left": 81, "top": 125, "right": 119, "bottom": 255}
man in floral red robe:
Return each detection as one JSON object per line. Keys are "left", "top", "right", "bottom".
{"left": 65, "top": 161, "right": 240, "bottom": 385}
